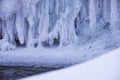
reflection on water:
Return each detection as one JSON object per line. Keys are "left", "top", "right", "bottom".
{"left": 0, "top": 66, "right": 59, "bottom": 80}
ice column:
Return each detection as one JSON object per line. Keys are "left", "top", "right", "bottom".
{"left": 16, "top": 11, "right": 25, "bottom": 45}
{"left": 103, "top": 0, "right": 110, "bottom": 23}
{"left": 89, "top": 0, "right": 96, "bottom": 29}
{"left": 49, "top": 0, "right": 81, "bottom": 47}
{"left": 110, "top": 0, "right": 118, "bottom": 25}
{"left": 38, "top": 0, "right": 49, "bottom": 47}
{"left": 26, "top": 0, "right": 38, "bottom": 47}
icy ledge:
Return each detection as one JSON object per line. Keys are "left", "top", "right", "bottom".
{"left": 21, "top": 48, "right": 120, "bottom": 80}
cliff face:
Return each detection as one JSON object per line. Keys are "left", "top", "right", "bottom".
{"left": 0, "top": 0, "right": 120, "bottom": 51}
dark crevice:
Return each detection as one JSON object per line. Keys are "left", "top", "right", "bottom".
{"left": 0, "top": 18, "right": 2, "bottom": 39}
{"left": 15, "top": 39, "right": 25, "bottom": 47}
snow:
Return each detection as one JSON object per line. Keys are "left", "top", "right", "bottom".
{"left": 21, "top": 48, "right": 120, "bottom": 80}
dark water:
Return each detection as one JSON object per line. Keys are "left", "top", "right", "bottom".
{"left": 0, "top": 66, "right": 59, "bottom": 80}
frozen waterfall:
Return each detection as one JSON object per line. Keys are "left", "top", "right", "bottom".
{"left": 0, "top": 0, "right": 120, "bottom": 51}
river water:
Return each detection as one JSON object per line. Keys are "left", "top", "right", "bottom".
{"left": 0, "top": 66, "right": 58, "bottom": 80}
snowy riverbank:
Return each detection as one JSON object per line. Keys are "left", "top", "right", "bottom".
{"left": 21, "top": 48, "right": 120, "bottom": 80}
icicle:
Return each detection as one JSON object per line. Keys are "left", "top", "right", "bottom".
{"left": 2, "top": 19, "right": 8, "bottom": 42}
{"left": 89, "top": 0, "right": 96, "bottom": 29}
{"left": 0, "top": 19, "right": 2, "bottom": 35}
{"left": 103, "top": 0, "right": 110, "bottom": 23}
{"left": 110, "top": 0, "right": 119, "bottom": 43}
{"left": 118, "top": 0, "right": 120, "bottom": 18}
{"left": 15, "top": 11, "right": 24, "bottom": 45}
{"left": 110, "top": 0, "right": 118, "bottom": 26}
{"left": 60, "top": 1, "right": 78, "bottom": 47}
{"left": 27, "top": 15, "right": 35, "bottom": 47}
{"left": 38, "top": 0, "right": 49, "bottom": 47}
{"left": 81, "top": 0, "right": 88, "bottom": 21}
{"left": 27, "top": 0, "right": 38, "bottom": 47}
{"left": 55, "top": 0, "right": 59, "bottom": 17}
{"left": 6, "top": 16, "right": 15, "bottom": 44}
{"left": 48, "top": 0, "right": 82, "bottom": 47}
{"left": 0, "top": 18, "right": 16, "bottom": 51}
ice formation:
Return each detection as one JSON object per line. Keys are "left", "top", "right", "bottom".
{"left": 89, "top": 0, "right": 96, "bottom": 29}
{"left": 0, "top": 0, "right": 120, "bottom": 51}
{"left": 110, "top": 0, "right": 118, "bottom": 26}
{"left": 103, "top": 0, "right": 110, "bottom": 23}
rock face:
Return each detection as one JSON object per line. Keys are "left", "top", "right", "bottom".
{"left": 0, "top": 0, "right": 120, "bottom": 51}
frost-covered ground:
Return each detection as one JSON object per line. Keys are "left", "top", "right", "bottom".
{"left": 21, "top": 48, "right": 120, "bottom": 80}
